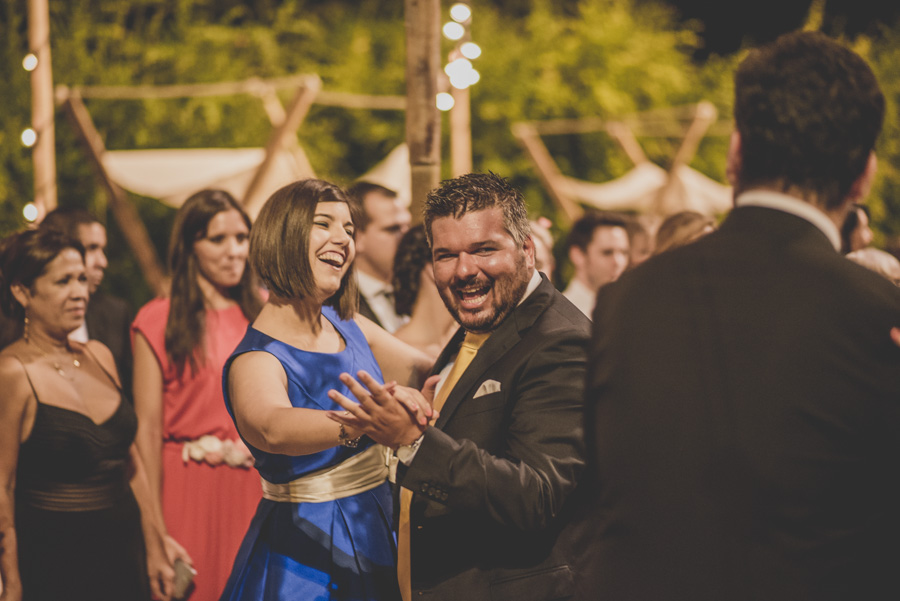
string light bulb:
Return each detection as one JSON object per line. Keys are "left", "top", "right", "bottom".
{"left": 442, "top": 21, "right": 465, "bottom": 41}
{"left": 21, "top": 128, "right": 37, "bottom": 147}
{"left": 460, "top": 42, "right": 481, "bottom": 60}
{"left": 22, "top": 53, "right": 38, "bottom": 71}
{"left": 436, "top": 93, "right": 455, "bottom": 111}
{"left": 450, "top": 3, "right": 472, "bottom": 23}
{"left": 23, "top": 203, "right": 39, "bottom": 222}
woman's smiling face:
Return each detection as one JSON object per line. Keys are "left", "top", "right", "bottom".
{"left": 308, "top": 201, "right": 356, "bottom": 299}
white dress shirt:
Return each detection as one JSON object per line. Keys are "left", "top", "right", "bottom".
{"left": 736, "top": 189, "right": 842, "bottom": 251}
{"left": 356, "top": 270, "right": 408, "bottom": 333}
{"left": 562, "top": 277, "right": 596, "bottom": 319}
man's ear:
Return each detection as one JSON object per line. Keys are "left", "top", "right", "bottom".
{"left": 523, "top": 235, "right": 536, "bottom": 270}
{"left": 10, "top": 282, "right": 30, "bottom": 310}
{"left": 568, "top": 245, "right": 585, "bottom": 271}
{"left": 846, "top": 152, "right": 878, "bottom": 204}
{"left": 726, "top": 130, "right": 742, "bottom": 187}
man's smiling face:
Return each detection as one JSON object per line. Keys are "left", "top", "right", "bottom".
{"left": 430, "top": 207, "right": 534, "bottom": 334}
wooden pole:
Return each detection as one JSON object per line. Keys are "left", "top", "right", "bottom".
{"left": 28, "top": 0, "right": 57, "bottom": 215}
{"left": 450, "top": 86, "right": 472, "bottom": 177}
{"left": 241, "top": 75, "right": 321, "bottom": 210}
{"left": 512, "top": 122, "right": 583, "bottom": 226}
{"left": 405, "top": 0, "right": 442, "bottom": 224}
{"left": 60, "top": 90, "right": 168, "bottom": 296}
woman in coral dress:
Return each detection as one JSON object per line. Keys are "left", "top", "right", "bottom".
{"left": 132, "top": 189, "right": 264, "bottom": 601}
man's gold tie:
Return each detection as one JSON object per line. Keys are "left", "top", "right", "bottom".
{"left": 397, "top": 331, "right": 490, "bottom": 601}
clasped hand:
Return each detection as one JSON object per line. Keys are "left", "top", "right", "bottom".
{"left": 326, "top": 371, "right": 440, "bottom": 449}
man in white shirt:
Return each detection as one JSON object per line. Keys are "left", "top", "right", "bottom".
{"left": 581, "top": 31, "right": 900, "bottom": 601}
{"left": 562, "top": 211, "right": 630, "bottom": 318}
{"left": 347, "top": 181, "right": 411, "bottom": 332}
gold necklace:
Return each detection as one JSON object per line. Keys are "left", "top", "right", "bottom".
{"left": 28, "top": 337, "right": 82, "bottom": 377}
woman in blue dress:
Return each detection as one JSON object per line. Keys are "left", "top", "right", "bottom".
{"left": 219, "top": 179, "right": 433, "bottom": 601}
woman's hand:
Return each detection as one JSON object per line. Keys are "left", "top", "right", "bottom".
{"left": 162, "top": 535, "right": 192, "bottom": 569}
{"left": 145, "top": 530, "right": 175, "bottom": 601}
{"left": 327, "top": 370, "right": 431, "bottom": 449}
{"left": 382, "top": 376, "right": 440, "bottom": 425}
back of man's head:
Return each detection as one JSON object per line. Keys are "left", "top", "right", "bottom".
{"left": 566, "top": 211, "right": 628, "bottom": 253}
{"left": 41, "top": 207, "right": 99, "bottom": 240}
{"left": 734, "top": 31, "right": 884, "bottom": 210}
{"left": 424, "top": 172, "right": 531, "bottom": 246}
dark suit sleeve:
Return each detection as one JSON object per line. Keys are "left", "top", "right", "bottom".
{"left": 400, "top": 332, "right": 587, "bottom": 531}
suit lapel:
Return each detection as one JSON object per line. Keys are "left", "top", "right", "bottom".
{"left": 433, "top": 275, "right": 555, "bottom": 429}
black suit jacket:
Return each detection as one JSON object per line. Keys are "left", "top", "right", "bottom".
{"left": 357, "top": 293, "right": 383, "bottom": 329}
{"left": 397, "top": 274, "right": 593, "bottom": 601}
{"left": 581, "top": 206, "right": 900, "bottom": 600}
{"left": 86, "top": 292, "right": 133, "bottom": 393}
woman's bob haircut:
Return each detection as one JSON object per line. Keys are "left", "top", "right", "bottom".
{"left": 250, "top": 179, "right": 359, "bottom": 319}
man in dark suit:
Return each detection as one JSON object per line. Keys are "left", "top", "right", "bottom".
{"left": 41, "top": 208, "right": 133, "bottom": 390}
{"left": 331, "top": 172, "right": 592, "bottom": 601}
{"left": 581, "top": 31, "right": 900, "bottom": 600}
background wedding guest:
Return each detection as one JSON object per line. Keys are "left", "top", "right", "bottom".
{"left": 840, "top": 203, "right": 874, "bottom": 254}
{"left": 530, "top": 217, "right": 557, "bottom": 281}
{"left": 347, "top": 180, "right": 411, "bottom": 332}
{"left": 391, "top": 224, "right": 458, "bottom": 359}
{"left": 563, "top": 211, "right": 630, "bottom": 318}
{"left": 132, "top": 189, "right": 263, "bottom": 601}
{"left": 41, "top": 207, "right": 134, "bottom": 393}
{"left": 0, "top": 229, "right": 177, "bottom": 601}
{"left": 624, "top": 215, "right": 654, "bottom": 267}
{"left": 847, "top": 246, "right": 900, "bottom": 285}
{"left": 652, "top": 210, "right": 717, "bottom": 255}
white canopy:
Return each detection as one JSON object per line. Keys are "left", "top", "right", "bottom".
{"left": 102, "top": 147, "right": 305, "bottom": 218}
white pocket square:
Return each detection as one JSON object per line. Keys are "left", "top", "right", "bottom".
{"left": 473, "top": 379, "right": 501, "bottom": 398}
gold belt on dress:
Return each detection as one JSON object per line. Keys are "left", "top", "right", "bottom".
{"left": 260, "top": 444, "right": 390, "bottom": 503}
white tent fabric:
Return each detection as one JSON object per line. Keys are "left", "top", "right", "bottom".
{"left": 559, "top": 162, "right": 732, "bottom": 216}
{"left": 102, "top": 148, "right": 305, "bottom": 217}
{"left": 355, "top": 143, "right": 411, "bottom": 207}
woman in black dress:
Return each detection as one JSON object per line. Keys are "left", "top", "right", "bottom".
{"left": 0, "top": 229, "right": 178, "bottom": 600}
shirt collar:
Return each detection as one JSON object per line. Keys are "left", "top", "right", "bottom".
{"left": 518, "top": 269, "right": 542, "bottom": 306}
{"left": 356, "top": 270, "right": 393, "bottom": 298}
{"left": 735, "top": 190, "right": 841, "bottom": 251}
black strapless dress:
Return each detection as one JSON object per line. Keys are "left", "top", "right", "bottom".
{"left": 15, "top": 394, "right": 151, "bottom": 601}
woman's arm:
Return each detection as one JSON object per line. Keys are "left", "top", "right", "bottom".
{"left": 0, "top": 356, "right": 36, "bottom": 601}
{"left": 228, "top": 351, "right": 366, "bottom": 456}
{"left": 128, "top": 445, "right": 177, "bottom": 601}
{"left": 355, "top": 314, "right": 434, "bottom": 387}
{"left": 131, "top": 333, "right": 166, "bottom": 526}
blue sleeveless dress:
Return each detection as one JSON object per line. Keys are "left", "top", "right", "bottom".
{"left": 219, "top": 306, "right": 399, "bottom": 601}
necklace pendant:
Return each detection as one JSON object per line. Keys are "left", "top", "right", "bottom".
{"left": 73, "top": 358, "right": 81, "bottom": 368}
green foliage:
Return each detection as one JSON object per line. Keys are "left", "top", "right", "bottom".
{"left": 3, "top": 0, "right": 899, "bottom": 308}
{"left": 867, "top": 21, "right": 900, "bottom": 247}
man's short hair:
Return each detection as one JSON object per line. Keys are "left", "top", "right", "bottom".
{"left": 40, "top": 207, "right": 101, "bottom": 240}
{"left": 250, "top": 179, "right": 359, "bottom": 319}
{"left": 734, "top": 31, "right": 884, "bottom": 210}
{"left": 423, "top": 172, "right": 530, "bottom": 246}
{"left": 566, "top": 211, "right": 629, "bottom": 253}
{"left": 346, "top": 181, "right": 399, "bottom": 231}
